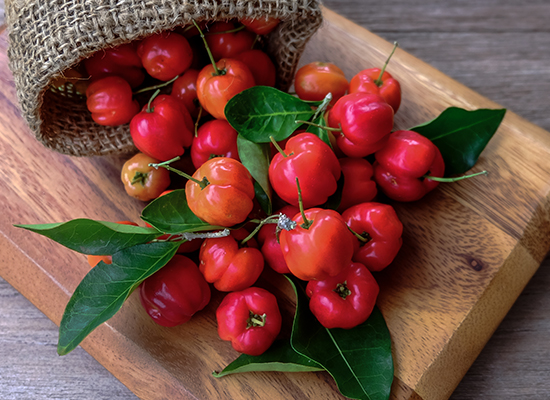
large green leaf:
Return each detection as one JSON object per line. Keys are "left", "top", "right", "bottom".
{"left": 225, "top": 86, "right": 317, "bottom": 143}
{"left": 213, "top": 339, "right": 324, "bottom": 377}
{"left": 141, "top": 189, "right": 223, "bottom": 234}
{"left": 15, "top": 219, "right": 160, "bottom": 255}
{"left": 237, "top": 135, "right": 272, "bottom": 214}
{"left": 410, "top": 107, "right": 506, "bottom": 176}
{"left": 57, "top": 241, "right": 179, "bottom": 355}
{"left": 287, "top": 275, "right": 394, "bottom": 400}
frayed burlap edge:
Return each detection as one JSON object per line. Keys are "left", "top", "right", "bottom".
{"left": 6, "top": 0, "right": 323, "bottom": 157}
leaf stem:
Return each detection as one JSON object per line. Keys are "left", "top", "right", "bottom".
{"left": 424, "top": 170, "right": 488, "bottom": 182}
{"left": 311, "top": 93, "right": 333, "bottom": 121}
{"left": 375, "top": 41, "right": 398, "bottom": 86}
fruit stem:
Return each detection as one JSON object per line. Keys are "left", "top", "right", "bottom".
{"left": 347, "top": 226, "right": 370, "bottom": 243}
{"left": 240, "top": 215, "right": 280, "bottom": 245}
{"left": 149, "top": 156, "right": 210, "bottom": 188}
{"left": 146, "top": 89, "right": 161, "bottom": 113}
{"left": 192, "top": 19, "right": 224, "bottom": 76}
{"left": 205, "top": 24, "right": 246, "bottom": 35}
{"left": 131, "top": 171, "right": 148, "bottom": 186}
{"left": 250, "top": 34, "right": 260, "bottom": 50}
{"left": 296, "top": 177, "right": 312, "bottom": 229}
{"left": 133, "top": 75, "right": 179, "bottom": 95}
{"left": 270, "top": 135, "right": 288, "bottom": 158}
{"left": 247, "top": 311, "right": 267, "bottom": 328}
{"left": 334, "top": 281, "right": 352, "bottom": 300}
{"left": 195, "top": 105, "right": 203, "bottom": 137}
{"left": 375, "top": 41, "right": 398, "bottom": 86}
{"left": 424, "top": 170, "right": 488, "bottom": 182}
{"left": 295, "top": 120, "right": 341, "bottom": 132}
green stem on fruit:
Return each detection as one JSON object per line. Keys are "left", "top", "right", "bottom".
{"left": 146, "top": 89, "right": 161, "bottom": 113}
{"left": 131, "top": 171, "right": 148, "bottom": 186}
{"left": 296, "top": 177, "right": 312, "bottom": 230}
{"left": 347, "top": 226, "right": 370, "bottom": 243}
{"left": 133, "top": 75, "right": 179, "bottom": 95}
{"left": 205, "top": 24, "right": 246, "bottom": 35}
{"left": 334, "top": 281, "right": 352, "bottom": 300}
{"left": 424, "top": 170, "right": 488, "bottom": 182}
{"left": 192, "top": 19, "right": 224, "bottom": 76}
{"left": 295, "top": 120, "right": 341, "bottom": 132}
{"left": 240, "top": 215, "right": 280, "bottom": 245}
{"left": 374, "top": 41, "right": 399, "bottom": 86}
{"left": 250, "top": 34, "right": 260, "bottom": 50}
{"left": 149, "top": 156, "right": 210, "bottom": 188}
{"left": 195, "top": 105, "right": 203, "bottom": 137}
{"left": 247, "top": 311, "right": 267, "bottom": 328}
{"left": 269, "top": 135, "right": 289, "bottom": 158}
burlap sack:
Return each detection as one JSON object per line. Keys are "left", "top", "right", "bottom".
{"left": 6, "top": 0, "right": 323, "bottom": 156}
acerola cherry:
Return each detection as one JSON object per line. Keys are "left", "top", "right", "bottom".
{"left": 236, "top": 49, "right": 277, "bottom": 87}
{"left": 191, "top": 119, "right": 240, "bottom": 169}
{"left": 205, "top": 21, "right": 256, "bottom": 61}
{"left": 137, "top": 32, "right": 194, "bottom": 81}
{"left": 294, "top": 61, "right": 349, "bottom": 106}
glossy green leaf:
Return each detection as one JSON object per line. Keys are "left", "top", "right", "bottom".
{"left": 286, "top": 275, "right": 394, "bottom": 400}
{"left": 141, "top": 189, "right": 223, "bottom": 234}
{"left": 225, "top": 86, "right": 317, "bottom": 143}
{"left": 15, "top": 219, "right": 160, "bottom": 255}
{"left": 410, "top": 107, "right": 506, "bottom": 176}
{"left": 237, "top": 135, "right": 272, "bottom": 214}
{"left": 58, "top": 241, "right": 179, "bottom": 355}
{"left": 212, "top": 339, "right": 324, "bottom": 377}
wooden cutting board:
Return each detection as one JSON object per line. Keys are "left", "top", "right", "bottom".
{"left": 1, "top": 7, "right": 550, "bottom": 400}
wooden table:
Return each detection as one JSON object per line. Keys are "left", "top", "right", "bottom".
{"left": 1, "top": 1, "right": 550, "bottom": 399}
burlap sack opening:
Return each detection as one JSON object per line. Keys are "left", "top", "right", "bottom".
{"left": 6, "top": 0, "right": 323, "bottom": 157}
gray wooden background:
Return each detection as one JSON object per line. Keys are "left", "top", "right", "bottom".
{"left": 1, "top": 1, "right": 550, "bottom": 399}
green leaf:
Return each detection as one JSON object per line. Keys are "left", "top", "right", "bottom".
{"left": 286, "top": 275, "right": 394, "bottom": 400}
{"left": 225, "top": 86, "right": 317, "bottom": 143}
{"left": 237, "top": 135, "right": 272, "bottom": 214}
{"left": 58, "top": 241, "right": 179, "bottom": 355}
{"left": 141, "top": 189, "right": 223, "bottom": 234}
{"left": 305, "top": 114, "right": 332, "bottom": 148}
{"left": 15, "top": 219, "right": 160, "bottom": 255}
{"left": 213, "top": 339, "right": 324, "bottom": 377}
{"left": 410, "top": 107, "right": 506, "bottom": 176}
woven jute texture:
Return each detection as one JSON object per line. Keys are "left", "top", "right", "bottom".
{"left": 6, "top": 0, "right": 323, "bottom": 156}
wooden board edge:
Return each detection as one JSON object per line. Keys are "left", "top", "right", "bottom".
{"left": 415, "top": 242, "right": 541, "bottom": 399}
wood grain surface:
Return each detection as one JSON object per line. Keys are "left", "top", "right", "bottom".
{"left": 1, "top": 1, "right": 550, "bottom": 400}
